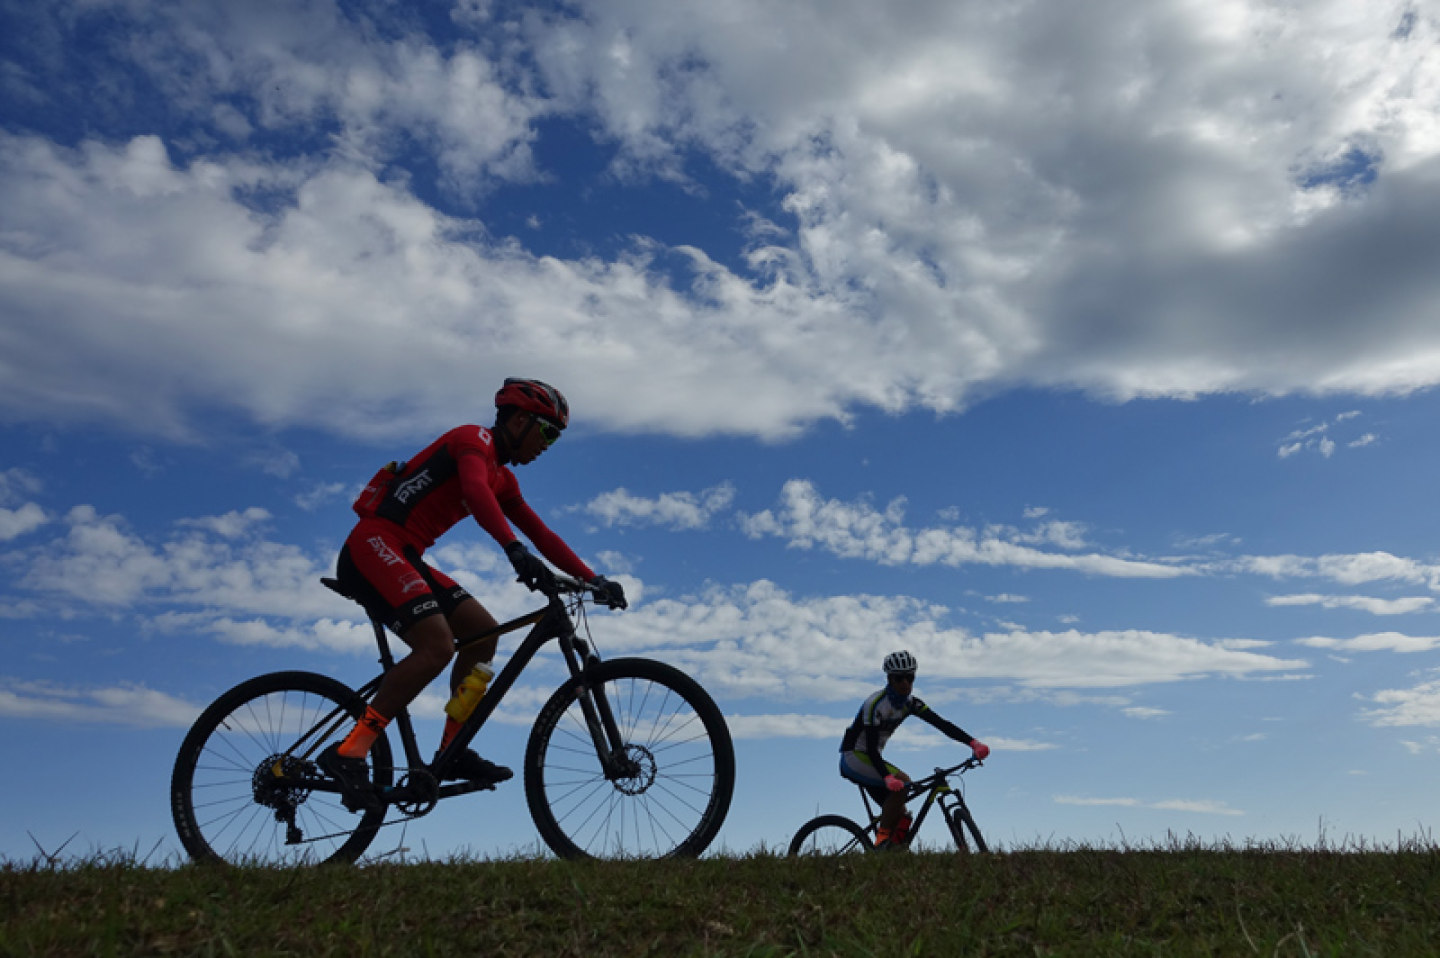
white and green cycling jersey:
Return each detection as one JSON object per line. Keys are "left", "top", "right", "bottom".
{"left": 839, "top": 687, "right": 974, "bottom": 784}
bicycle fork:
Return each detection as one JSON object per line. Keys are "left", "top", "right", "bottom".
{"left": 937, "top": 791, "right": 972, "bottom": 848}
{"left": 562, "top": 633, "right": 636, "bottom": 781}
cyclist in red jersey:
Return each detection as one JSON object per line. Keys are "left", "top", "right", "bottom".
{"left": 320, "top": 378, "right": 627, "bottom": 808}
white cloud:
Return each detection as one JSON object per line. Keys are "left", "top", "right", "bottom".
{"left": 1363, "top": 678, "right": 1440, "bottom": 727}
{"left": 0, "top": 503, "right": 47, "bottom": 541}
{"left": 0, "top": 469, "right": 47, "bottom": 541}
{"left": 725, "top": 712, "right": 848, "bottom": 740}
{"left": 1267, "top": 593, "right": 1435, "bottom": 615}
{"left": 1275, "top": 412, "right": 1381, "bottom": 459}
{"left": 740, "top": 480, "right": 1189, "bottom": 578}
{"left": 598, "top": 580, "right": 1306, "bottom": 698}
{"left": 1122, "top": 707, "right": 1171, "bottom": 720}
{"left": 1054, "top": 795, "right": 1243, "bottom": 816}
{"left": 1297, "top": 632, "right": 1440, "bottom": 653}
{"left": 177, "top": 507, "right": 272, "bottom": 539}
{"left": 1227, "top": 551, "right": 1440, "bottom": 591}
{"left": 1, "top": 3, "right": 1439, "bottom": 440}
{"left": 295, "top": 482, "right": 350, "bottom": 512}
{"left": 0, "top": 468, "right": 42, "bottom": 502}
{"left": 10, "top": 504, "right": 352, "bottom": 620}
{"left": 577, "top": 483, "right": 736, "bottom": 530}
{"left": 0, "top": 678, "right": 200, "bottom": 727}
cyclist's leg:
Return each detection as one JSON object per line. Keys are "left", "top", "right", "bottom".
{"left": 445, "top": 596, "right": 501, "bottom": 694}
{"left": 427, "top": 588, "right": 511, "bottom": 781}
{"left": 878, "top": 764, "right": 911, "bottom": 837}
{"left": 843, "top": 752, "right": 910, "bottom": 837}
{"left": 368, "top": 615, "right": 453, "bottom": 716}
{"left": 839, "top": 752, "right": 890, "bottom": 806}
{"left": 334, "top": 530, "right": 458, "bottom": 733}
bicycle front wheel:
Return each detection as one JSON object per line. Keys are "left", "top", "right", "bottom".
{"left": 948, "top": 803, "right": 988, "bottom": 853}
{"left": 788, "top": 814, "right": 872, "bottom": 856}
{"left": 524, "top": 657, "right": 735, "bottom": 859}
{"left": 170, "top": 670, "right": 393, "bottom": 866}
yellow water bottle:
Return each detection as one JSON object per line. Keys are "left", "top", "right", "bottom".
{"left": 445, "top": 662, "right": 495, "bottom": 722}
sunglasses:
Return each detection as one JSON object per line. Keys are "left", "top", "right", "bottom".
{"left": 534, "top": 417, "right": 563, "bottom": 446}
{"left": 891, "top": 672, "right": 916, "bottom": 683}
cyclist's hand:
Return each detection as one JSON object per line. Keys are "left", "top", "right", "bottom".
{"left": 884, "top": 774, "right": 906, "bottom": 793}
{"left": 970, "top": 740, "right": 990, "bottom": 761}
{"left": 588, "top": 575, "right": 628, "bottom": 610}
{"left": 505, "top": 541, "right": 556, "bottom": 593}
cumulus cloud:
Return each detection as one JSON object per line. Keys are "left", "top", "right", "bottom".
{"left": 176, "top": 507, "right": 273, "bottom": 539}
{"left": 577, "top": 483, "right": 736, "bottom": 530}
{"left": 0, "top": 503, "right": 47, "bottom": 541}
{"left": 597, "top": 580, "right": 1306, "bottom": 699}
{"left": 740, "top": 480, "right": 1190, "bottom": 578}
{"left": 1268, "top": 593, "right": 1435, "bottom": 615}
{"left": 0, "top": 678, "right": 200, "bottom": 727}
{"left": 0, "top": 497, "right": 1312, "bottom": 696}
{"left": 725, "top": 712, "right": 848, "bottom": 740}
{"left": 1, "top": 2, "right": 1439, "bottom": 440}
{"left": 1226, "top": 551, "right": 1440, "bottom": 591}
{"left": 9, "top": 503, "right": 353, "bottom": 621}
{"left": 0, "top": 468, "right": 47, "bottom": 540}
{"left": 1296, "top": 632, "right": 1440, "bottom": 653}
{"left": 1363, "top": 676, "right": 1440, "bottom": 727}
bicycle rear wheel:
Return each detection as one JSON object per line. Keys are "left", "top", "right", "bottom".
{"left": 524, "top": 657, "right": 734, "bottom": 859}
{"left": 787, "top": 814, "right": 872, "bottom": 856}
{"left": 170, "top": 670, "right": 393, "bottom": 866}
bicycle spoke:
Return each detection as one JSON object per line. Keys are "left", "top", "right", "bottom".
{"left": 526, "top": 659, "right": 733, "bottom": 859}
{"left": 173, "top": 673, "right": 390, "bottom": 866}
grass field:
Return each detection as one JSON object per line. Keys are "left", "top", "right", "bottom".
{"left": 4, "top": 838, "right": 1439, "bottom": 956}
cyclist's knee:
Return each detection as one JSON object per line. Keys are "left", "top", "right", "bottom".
{"left": 402, "top": 615, "right": 455, "bottom": 672}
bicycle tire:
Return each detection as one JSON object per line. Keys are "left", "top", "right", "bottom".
{"left": 170, "top": 670, "right": 393, "bottom": 866}
{"left": 787, "top": 814, "right": 873, "bottom": 856}
{"left": 947, "top": 803, "right": 988, "bottom": 853}
{"left": 524, "top": 657, "right": 734, "bottom": 860}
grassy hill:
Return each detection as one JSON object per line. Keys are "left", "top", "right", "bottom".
{"left": 4, "top": 840, "right": 1438, "bottom": 956}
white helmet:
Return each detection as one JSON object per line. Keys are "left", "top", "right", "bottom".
{"left": 883, "top": 650, "right": 917, "bottom": 674}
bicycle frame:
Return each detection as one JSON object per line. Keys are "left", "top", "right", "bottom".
{"left": 855, "top": 759, "right": 981, "bottom": 849}
{"left": 294, "top": 579, "right": 630, "bottom": 807}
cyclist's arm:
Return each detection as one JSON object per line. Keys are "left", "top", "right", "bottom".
{"left": 457, "top": 451, "right": 523, "bottom": 547}
{"left": 457, "top": 452, "right": 597, "bottom": 580}
{"left": 913, "top": 700, "right": 975, "bottom": 746}
{"left": 502, "top": 496, "right": 596, "bottom": 581}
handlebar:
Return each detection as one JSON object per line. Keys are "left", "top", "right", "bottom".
{"left": 545, "top": 573, "right": 592, "bottom": 596}
{"left": 906, "top": 756, "right": 982, "bottom": 795}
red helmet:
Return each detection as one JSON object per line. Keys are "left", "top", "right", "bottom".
{"left": 495, "top": 378, "right": 569, "bottom": 428}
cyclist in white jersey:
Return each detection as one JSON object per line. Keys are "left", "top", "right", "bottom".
{"left": 839, "top": 650, "right": 990, "bottom": 848}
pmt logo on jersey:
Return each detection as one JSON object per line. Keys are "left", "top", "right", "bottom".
{"left": 394, "top": 469, "right": 434, "bottom": 504}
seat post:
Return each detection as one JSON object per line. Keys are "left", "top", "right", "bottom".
{"left": 320, "top": 576, "right": 400, "bottom": 672}
{"left": 859, "top": 785, "right": 877, "bottom": 823}
{"left": 371, "top": 618, "right": 397, "bottom": 670}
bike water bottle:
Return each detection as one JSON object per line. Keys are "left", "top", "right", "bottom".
{"left": 444, "top": 662, "right": 495, "bottom": 722}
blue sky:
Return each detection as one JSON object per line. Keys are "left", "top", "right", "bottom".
{"left": 4, "top": 0, "right": 1440, "bottom": 861}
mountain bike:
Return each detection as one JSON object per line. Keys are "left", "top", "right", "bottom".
{"left": 171, "top": 575, "right": 735, "bottom": 865}
{"left": 787, "top": 757, "right": 987, "bottom": 855}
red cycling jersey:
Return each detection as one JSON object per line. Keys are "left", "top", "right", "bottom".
{"left": 354, "top": 424, "right": 595, "bottom": 578}
{"left": 340, "top": 425, "right": 594, "bottom": 632}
